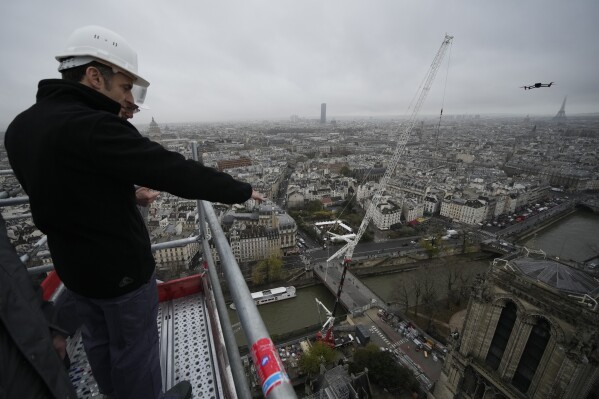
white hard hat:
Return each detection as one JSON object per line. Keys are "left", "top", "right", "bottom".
{"left": 56, "top": 25, "right": 149, "bottom": 87}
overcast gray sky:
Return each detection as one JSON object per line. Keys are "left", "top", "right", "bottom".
{"left": 1, "top": 1, "right": 598, "bottom": 130}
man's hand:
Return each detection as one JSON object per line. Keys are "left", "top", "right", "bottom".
{"left": 53, "top": 334, "right": 67, "bottom": 360}
{"left": 135, "top": 187, "right": 160, "bottom": 207}
{"left": 251, "top": 190, "right": 266, "bottom": 203}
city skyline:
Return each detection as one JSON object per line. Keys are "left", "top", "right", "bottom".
{"left": 1, "top": 1, "right": 599, "bottom": 130}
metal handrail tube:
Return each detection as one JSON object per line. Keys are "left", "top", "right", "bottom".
{"left": 0, "top": 196, "right": 30, "bottom": 206}
{"left": 199, "top": 208, "right": 251, "bottom": 399}
{"left": 192, "top": 141, "right": 251, "bottom": 398}
{"left": 2, "top": 213, "right": 32, "bottom": 220}
{"left": 150, "top": 236, "right": 199, "bottom": 251}
{"left": 0, "top": 170, "right": 15, "bottom": 175}
{"left": 20, "top": 235, "right": 48, "bottom": 264}
{"left": 200, "top": 201, "right": 297, "bottom": 399}
{"left": 28, "top": 264, "right": 55, "bottom": 275}
{"left": 27, "top": 235, "right": 203, "bottom": 275}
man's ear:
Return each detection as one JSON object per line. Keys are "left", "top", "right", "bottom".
{"left": 83, "top": 66, "right": 104, "bottom": 90}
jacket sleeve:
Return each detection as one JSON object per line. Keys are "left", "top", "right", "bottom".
{"left": 0, "top": 214, "right": 77, "bottom": 399}
{"left": 0, "top": 217, "right": 68, "bottom": 335}
{"left": 88, "top": 117, "right": 253, "bottom": 204}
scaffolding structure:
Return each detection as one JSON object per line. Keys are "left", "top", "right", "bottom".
{"left": 0, "top": 147, "right": 298, "bottom": 399}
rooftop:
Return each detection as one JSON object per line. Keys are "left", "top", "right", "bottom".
{"left": 511, "top": 258, "right": 599, "bottom": 296}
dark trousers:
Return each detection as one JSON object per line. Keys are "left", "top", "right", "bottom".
{"left": 69, "top": 277, "right": 162, "bottom": 399}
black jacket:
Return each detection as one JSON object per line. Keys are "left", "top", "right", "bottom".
{"left": 5, "top": 79, "right": 252, "bottom": 298}
{"left": 0, "top": 215, "right": 77, "bottom": 398}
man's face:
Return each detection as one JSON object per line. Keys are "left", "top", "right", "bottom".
{"left": 119, "top": 100, "right": 138, "bottom": 120}
{"left": 99, "top": 72, "right": 135, "bottom": 108}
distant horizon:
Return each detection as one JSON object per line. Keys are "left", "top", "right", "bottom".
{"left": 125, "top": 111, "right": 599, "bottom": 128}
{"left": 3, "top": 111, "right": 599, "bottom": 134}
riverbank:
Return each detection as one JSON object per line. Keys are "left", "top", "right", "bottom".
{"left": 349, "top": 251, "right": 495, "bottom": 278}
{"left": 515, "top": 208, "right": 577, "bottom": 241}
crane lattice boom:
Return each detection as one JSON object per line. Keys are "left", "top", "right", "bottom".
{"left": 328, "top": 34, "right": 454, "bottom": 264}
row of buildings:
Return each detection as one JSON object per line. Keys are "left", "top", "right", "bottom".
{"left": 3, "top": 115, "right": 598, "bottom": 277}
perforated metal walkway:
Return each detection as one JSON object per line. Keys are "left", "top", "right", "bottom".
{"left": 68, "top": 293, "right": 220, "bottom": 398}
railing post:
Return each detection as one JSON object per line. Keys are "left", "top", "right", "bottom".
{"left": 200, "top": 202, "right": 297, "bottom": 399}
{"left": 192, "top": 142, "right": 252, "bottom": 399}
{"left": 193, "top": 136, "right": 296, "bottom": 399}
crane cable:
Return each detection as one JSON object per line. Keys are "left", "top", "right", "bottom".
{"left": 327, "top": 42, "right": 455, "bottom": 240}
{"left": 435, "top": 39, "right": 453, "bottom": 159}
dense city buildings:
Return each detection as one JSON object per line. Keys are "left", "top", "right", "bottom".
{"left": 2, "top": 114, "right": 599, "bottom": 272}
{"left": 1, "top": 113, "right": 598, "bottom": 397}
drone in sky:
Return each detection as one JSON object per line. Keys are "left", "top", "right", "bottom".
{"left": 520, "top": 82, "right": 555, "bottom": 90}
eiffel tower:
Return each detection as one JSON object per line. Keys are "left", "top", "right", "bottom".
{"left": 554, "top": 96, "right": 567, "bottom": 125}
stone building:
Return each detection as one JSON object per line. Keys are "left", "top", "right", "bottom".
{"left": 440, "top": 198, "right": 487, "bottom": 225}
{"left": 216, "top": 156, "right": 252, "bottom": 172}
{"left": 371, "top": 198, "right": 403, "bottom": 230}
{"left": 220, "top": 205, "right": 297, "bottom": 262}
{"left": 153, "top": 222, "right": 200, "bottom": 280}
{"left": 229, "top": 224, "right": 280, "bottom": 263}
{"left": 432, "top": 256, "right": 599, "bottom": 399}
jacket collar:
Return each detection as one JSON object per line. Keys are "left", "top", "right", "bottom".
{"left": 36, "top": 79, "right": 121, "bottom": 115}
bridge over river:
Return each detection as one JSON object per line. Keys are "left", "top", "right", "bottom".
{"left": 312, "top": 261, "right": 387, "bottom": 314}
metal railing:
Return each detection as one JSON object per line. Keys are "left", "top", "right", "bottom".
{"left": 191, "top": 143, "right": 296, "bottom": 399}
{"left": 0, "top": 152, "right": 297, "bottom": 399}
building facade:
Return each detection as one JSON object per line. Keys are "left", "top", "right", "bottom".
{"left": 216, "top": 156, "right": 252, "bottom": 172}
{"left": 220, "top": 205, "right": 297, "bottom": 262}
{"left": 440, "top": 198, "right": 487, "bottom": 225}
{"left": 371, "top": 199, "right": 403, "bottom": 230}
{"left": 433, "top": 257, "right": 599, "bottom": 399}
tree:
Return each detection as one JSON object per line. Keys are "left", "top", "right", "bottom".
{"left": 349, "top": 343, "right": 419, "bottom": 394}
{"left": 340, "top": 165, "right": 352, "bottom": 177}
{"left": 412, "top": 274, "right": 423, "bottom": 318}
{"left": 421, "top": 272, "right": 438, "bottom": 329}
{"left": 420, "top": 238, "right": 440, "bottom": 258}
{"left": 252, "top": 255, "right": 284, "bottom": 285}
{"left": 445, "top": 262, "right": 463, "bottom": 308}
{"left": 252, "top": 262, "right": 266, "bottom": 285}
{"left": 393, "top": 277, "right": 412, "bottom": 314}
{"left": 305, "top": 200, "right": 323, "bottom": 212}
{"left": 299, "top": 341, "right": 336, "bottom": 376}
{"left": 313, "top": 210, "right": 334, "bottom": 220}
{"left": 266, "top": 256, "right": 283, "bottom": 281}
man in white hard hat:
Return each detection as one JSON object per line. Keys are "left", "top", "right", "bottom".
{"left": 5, "top": 25, "right": 264, "bottom": 399}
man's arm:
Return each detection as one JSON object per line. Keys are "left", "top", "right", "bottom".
{"left": 88, "top": 117, "right": 254, "bottom": 204}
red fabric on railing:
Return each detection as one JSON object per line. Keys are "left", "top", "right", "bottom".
{"left": 41, "top": 271, "right": 62, "bottom": 301}
{"left": 157, "top": 274, "right": 203, "bottom": 302}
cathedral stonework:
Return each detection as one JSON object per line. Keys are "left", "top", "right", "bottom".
{"left": 432, "top": 256, "right": 599, "bottom": 399}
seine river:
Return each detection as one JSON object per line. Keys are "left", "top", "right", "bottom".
{"left": 520, "top": 210, "right": 599, "bottom": 263}
{"left": 231, "top": 210, "right": 599, "bottom": 344}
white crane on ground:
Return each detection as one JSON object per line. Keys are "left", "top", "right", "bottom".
{"left": 315, "top": 297, "right": 336, "bottom": 347}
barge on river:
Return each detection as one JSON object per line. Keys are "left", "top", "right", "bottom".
{"left": 230, "top": 286, "right": 296, "bottom": 309}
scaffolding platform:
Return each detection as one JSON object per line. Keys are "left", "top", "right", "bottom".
{"left": 67, "top": 276, "right": 222, "bottom": 399}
